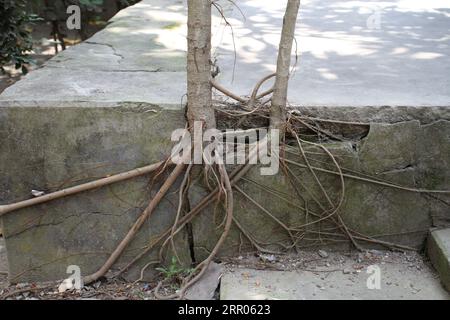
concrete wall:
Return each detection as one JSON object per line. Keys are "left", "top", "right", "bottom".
{"left": 192, "top": 120, "right": 450, "bottom": 260}
{"left": 0, "top": 106, "right": 191, "bottom": 282}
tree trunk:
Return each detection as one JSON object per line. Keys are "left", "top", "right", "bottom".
{"left": 270, "top": 0, "right": 301, "bottom": 131}
{"left": 187, "top": 0, "right": 216, "bottom": 129}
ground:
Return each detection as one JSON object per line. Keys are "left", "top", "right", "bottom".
{"left": 3, "top": 0, "right": 449, "bottom": 116}
{"left": 214, "top": 0, "right": 450, "bottom": 107}
{"left": 1, "top": 235, "right": 448, "bottom": 300}
{"left": 220, "top": 250, "right": 449, "bottom": 300}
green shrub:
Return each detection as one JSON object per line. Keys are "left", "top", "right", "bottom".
{"left": 0, "top": 0, "right": 39, "bottom": 74}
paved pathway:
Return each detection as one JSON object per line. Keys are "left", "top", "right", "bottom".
{"left": 2, "top": 0, "right": 449, "bottom": 111}
{"left": 220, "top": 251, "right": 450, "bottom": 300}
{"left": 214, "top": 0, "right": 450, "bottom": 107}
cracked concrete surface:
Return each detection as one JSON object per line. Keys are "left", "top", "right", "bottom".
{"left": 215, "top": 0, "right": 450, "bottom": 108}
{"left": 1, "top": 0, "right": 449, "bottom": 119}
{"left": 220, "top": 251, "right": 450, "bottom": 300}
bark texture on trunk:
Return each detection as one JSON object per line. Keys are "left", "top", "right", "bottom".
{"left": 270, "top": 0, "right": 301, "bottom": 131}
{"left": 187, "top": 0, "right": 216, "bottom": 129}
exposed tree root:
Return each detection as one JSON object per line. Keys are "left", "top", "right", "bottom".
{"left": 211, "top": 80, "right": 246, "bottom": 103}
{"left": 283, "top": 157, "right": 450, "bottom": 194}
{"left": 154, "top": 163, "right": 234, "bottom": 299}
{"left": 0, "top": 161, "right": 165, "bottom": 217}
{"left": 0, "top": 285, "right": 52, "bottom": 300}
{"left": 3, "top": 73, "right": 449, "bottom": 299}
{"left": 4, "top": 0, "right": 446, "bottom": 302}
{"left": 159, "top": 164, "right": 193, "bottom": 264}
{"left": 114, "top": 147, "right": 261, "bottom": 279}
{"left": 83, "top": 158, "right": 188, "bottom": 285}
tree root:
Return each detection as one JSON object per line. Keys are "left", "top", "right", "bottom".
{"left": 83, "top": 158, "right": 187, "bottom": 285}
{"left": 0, "top": 161, "right": 166, "bottom": 217}
{"left": 4, "top": 76, "right": 449, "bottom": 298}
{"left": 154, "top": 163, "right": 234, "bottom": 300}
{"left": 211, "top": 80, "right": 246, "bottom": 103}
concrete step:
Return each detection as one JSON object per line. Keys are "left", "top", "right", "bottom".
{"left": 428, "top": 228, "right": 450, "bottom": 292}
{"left": 220, "top": 251, "right": 450, "bottom": 300}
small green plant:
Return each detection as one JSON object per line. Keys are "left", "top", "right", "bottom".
{"left": 155, "top": 256, "right": 194, "bottom": 283}
{"left": 0, "top": 0, "right": 40, "bottom": 74}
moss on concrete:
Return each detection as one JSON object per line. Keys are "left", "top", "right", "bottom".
{"left": 0, "top": 106, "right": 190, "bottom": 283}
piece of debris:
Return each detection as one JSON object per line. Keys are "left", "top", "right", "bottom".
{"left": 185, "top": 262, "right": 223, "bottom": 300}
{"left": 93, "top": 281, "right": 101, "bottom": 289}
{"left": 58, "top": 278, "right": 82, "bottom": 293}
{"left": 369, "top": 249, "right": 383, "bottom": 256}
{"left": 31, "top": 190, "right": 45, "bottom": 197}
{"left": 318, "top": 250, "right": 329, "bottom": 258}
{"left": 142, "top": 283, "right": 151, "bottom": 291}
{"left": 259, "top": 254, "right": 277, "bottom": 263}
{"left": 356, "top": 253, "right": 364, "bottom": 263}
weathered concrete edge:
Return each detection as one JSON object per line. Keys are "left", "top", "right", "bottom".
{"left": 428, "top": 228, "right": 450, "bottom": 292}
{"left": 0, "top": 100, "right": 182, "bottom": 110}
{"left": 1, "top": 102, "right": 449, "bottom": 124}
{"left": 292, "top": 105, "right": 450, "bottom": 124}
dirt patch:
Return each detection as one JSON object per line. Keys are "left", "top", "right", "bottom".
{"left": 221, "top": 249, "right": 429, "bottom": 273}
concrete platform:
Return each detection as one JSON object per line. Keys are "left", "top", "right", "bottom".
{"left": 1, "top": 0, "right": 449, "bottom": 117}
{"left": 428, "top": 228, "right": 450, "bottom": 291}
{"left": 215, "top": 0, "right": 450, "bottom": 108}
{"left": 220, "top": 251, "right": 450, "bottom": 300}
{"left": 0, "top": 0, "right": 188, "bottom": 109}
